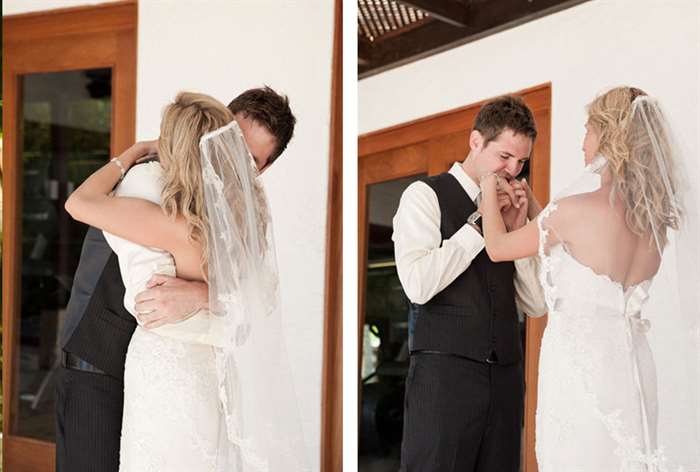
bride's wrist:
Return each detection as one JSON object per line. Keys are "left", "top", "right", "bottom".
{"left": 117, "top": 143, "right": 147, "bottom": 169}
{"left": 479, "top": 172, "right": 499, "bottom": 191}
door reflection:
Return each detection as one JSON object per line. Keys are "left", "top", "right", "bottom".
{"left": 360, "top": 174, "right": 425, "bottom": 471}
{"left": 16, "top": 68, "right": 112, "bottom": 441}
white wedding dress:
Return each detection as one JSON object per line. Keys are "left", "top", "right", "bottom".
{"left": 535, "top": 201, "right": 661, "bottom": 471}
{"left": 103, "top": 162, "right": 228, "bottom": 471}
{"left": 533, "top": 97, "right": 699, "bottom": 472}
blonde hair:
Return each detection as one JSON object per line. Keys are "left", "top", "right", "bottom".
{"left": 158, "top": 92, "right": 234, "bottom": 275}
{"left": 587, "top": 86, "right": 681, "bottom": 247}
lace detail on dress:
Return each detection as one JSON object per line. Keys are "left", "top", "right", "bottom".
{"left": 536, "top": 202, "right": 560, "bottom": 311}
{"left": 534, "top": 201, "right": 675, "bottom": 471}
{"left": 119, "top": 328, "right": 221, "bottom": 471}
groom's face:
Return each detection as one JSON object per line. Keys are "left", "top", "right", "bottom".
{"left": 470, "top": 128, "right": 532, "bottom": 180}
{"left": 235, "top": 113, "right": 278, "bottom": 173}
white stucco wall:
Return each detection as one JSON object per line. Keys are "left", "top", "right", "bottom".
{"left": 5, "top": 0, "right": 334, "bottom": 468}
{"left": 360, "top": 0, "right": 700, "bottom": 467}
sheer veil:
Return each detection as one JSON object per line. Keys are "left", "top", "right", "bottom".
{"left": 199, "top": 120, "right": 310, "bottom": 471}
{"left": 624, "top": 96, "right": 699, "bottom": 470}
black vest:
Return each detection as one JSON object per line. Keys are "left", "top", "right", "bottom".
{"left": 410, "top": 172, "right": 522, "bottom": 365}
{"left": 62, "top": 228, "right": 137, "bottom": 380}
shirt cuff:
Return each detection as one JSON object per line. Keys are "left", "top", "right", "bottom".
{"left": 449, "top": 222, "right": 485, "bottom": 258}
{"left": 514, "top": 256, "right": 547, "bottom": 317}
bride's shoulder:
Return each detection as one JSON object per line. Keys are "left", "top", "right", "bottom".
{"left": 555, "top": 192, "right": 602, "bottom": 211}
{"left": 543, "top": 193, "right": 598, "bottom": 224}
{"left": 546, "top": 193, "right": 613, "bottom": 231}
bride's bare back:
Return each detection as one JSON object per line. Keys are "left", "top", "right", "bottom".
{"left": 549, "top": 188, "right": 661, "bottom": 291}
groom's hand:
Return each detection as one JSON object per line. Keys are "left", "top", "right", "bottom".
{"left": 500, "top": 179, "right": 528, "bottom": 231}
{"left": 134, "top": 274, "right": 209, "bottom": 329}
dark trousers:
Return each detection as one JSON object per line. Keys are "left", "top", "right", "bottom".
{"left": 400, "top": 353, "right": 524, "bottom": 472}
{"left": 55, "top": 366, "right": 124, "bottom": 472}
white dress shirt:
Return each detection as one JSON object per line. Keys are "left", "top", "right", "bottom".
{"left": 103, "top": 162, "right": 224, "bottom": 345}
{"left": 392, "top": 162, "right": 546, "bottom": 316}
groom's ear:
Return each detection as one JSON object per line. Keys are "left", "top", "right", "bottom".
{"left": 469, "top": 129, "right": 484, "bottom": 153}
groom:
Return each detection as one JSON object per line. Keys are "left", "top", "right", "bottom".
{"left": 394, "top": 95, "right": 546, "bottom": 471}
{"left": 55, "top": 86, "right": 296, "bottom": 472}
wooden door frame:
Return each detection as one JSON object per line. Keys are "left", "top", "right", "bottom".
{"left": 320, "top": 0, "right": 342, "bottom": 470}
{"left": 2, "top": 3, "right": 137, "bottom": 471}
{"left": 357, "top": 83, "right": 551, "bottom": 471}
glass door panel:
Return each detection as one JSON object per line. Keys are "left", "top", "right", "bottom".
{"left": 15, "top": 68, "right": 112, "bottom": 441}
{"left": 359, "top": 174, "right": 425, "bottom": 471}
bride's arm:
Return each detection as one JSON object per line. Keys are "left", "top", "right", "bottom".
{"left": 480, "top": 174, "right": 539, "bottom": 262}
{"left": 65, "top": 141, "right": 187, "bottom": 255}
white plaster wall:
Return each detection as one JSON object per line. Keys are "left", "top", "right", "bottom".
{"left": 5, "top": 0, "right": 334, "bottom": 468}
{"left": 360, "top": 0, "right": 700, "bottom": 466}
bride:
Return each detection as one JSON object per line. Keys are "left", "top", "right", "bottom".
{"left": 65, "top": 92, "right": 308, "bottom": 471}
{"left": 478, "top": 86, "right": 698, "bottom": 471}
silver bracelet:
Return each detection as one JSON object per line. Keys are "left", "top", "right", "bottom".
{"left": 110, "top": 157, "right": 126, "bottom": 181}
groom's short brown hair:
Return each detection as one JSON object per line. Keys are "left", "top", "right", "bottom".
{"left": 228, "top": 86, "right": 296, "bottom": 164}
{"left": 473, "top": 95, "right": 537, "bottom": 147}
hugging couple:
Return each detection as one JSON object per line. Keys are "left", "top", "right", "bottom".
{"left": 57, "top": 86, "right": 308, "bottom": 471}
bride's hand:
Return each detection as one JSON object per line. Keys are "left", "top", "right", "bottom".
{"left": 135, "top": 139, "right": 159, "bottom": 163}
{"left": 138, "top": 139, "right": 159, "bottom": 155}
{"left": 478, "top": 172, "right": 499, "bottom": 190}
{"left": 120, "top": 140, "right": 158, "bottom": 168}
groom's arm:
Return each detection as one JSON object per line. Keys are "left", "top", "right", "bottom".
{"left": 393, "top": 181, "right": 484, "bottom": 305}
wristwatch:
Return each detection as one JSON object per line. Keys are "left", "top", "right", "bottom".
{"left": 467, "top": 209, "right": 482, "bottom": 235}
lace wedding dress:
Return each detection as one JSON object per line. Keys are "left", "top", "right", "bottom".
{"left": 532, "top": 95, "right": 699, "bottom": 472}
{"left": 535, "top": 200, "right": 661, "bottom": 471}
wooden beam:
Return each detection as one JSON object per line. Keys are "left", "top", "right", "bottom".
{"left": 359, "top": 0, "right": 590, "bottom": 78}
{"left": 359, "top": 19, "right": 465, "bottom": 77}
{"left": 397, "top": 0, "right": 470, "bottom": 27}
{"left": 320, "top": 0, "right": 342, "bottom": 470}
{"left": 358, "top": 36, "right": 373, "bottom": 66}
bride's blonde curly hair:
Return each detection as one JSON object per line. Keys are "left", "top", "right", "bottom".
{"left": 157, "top": 92, "right": 233, "bottom": 275}
{"left": 587, "top": 86, "right": 681, "bottom": 247}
